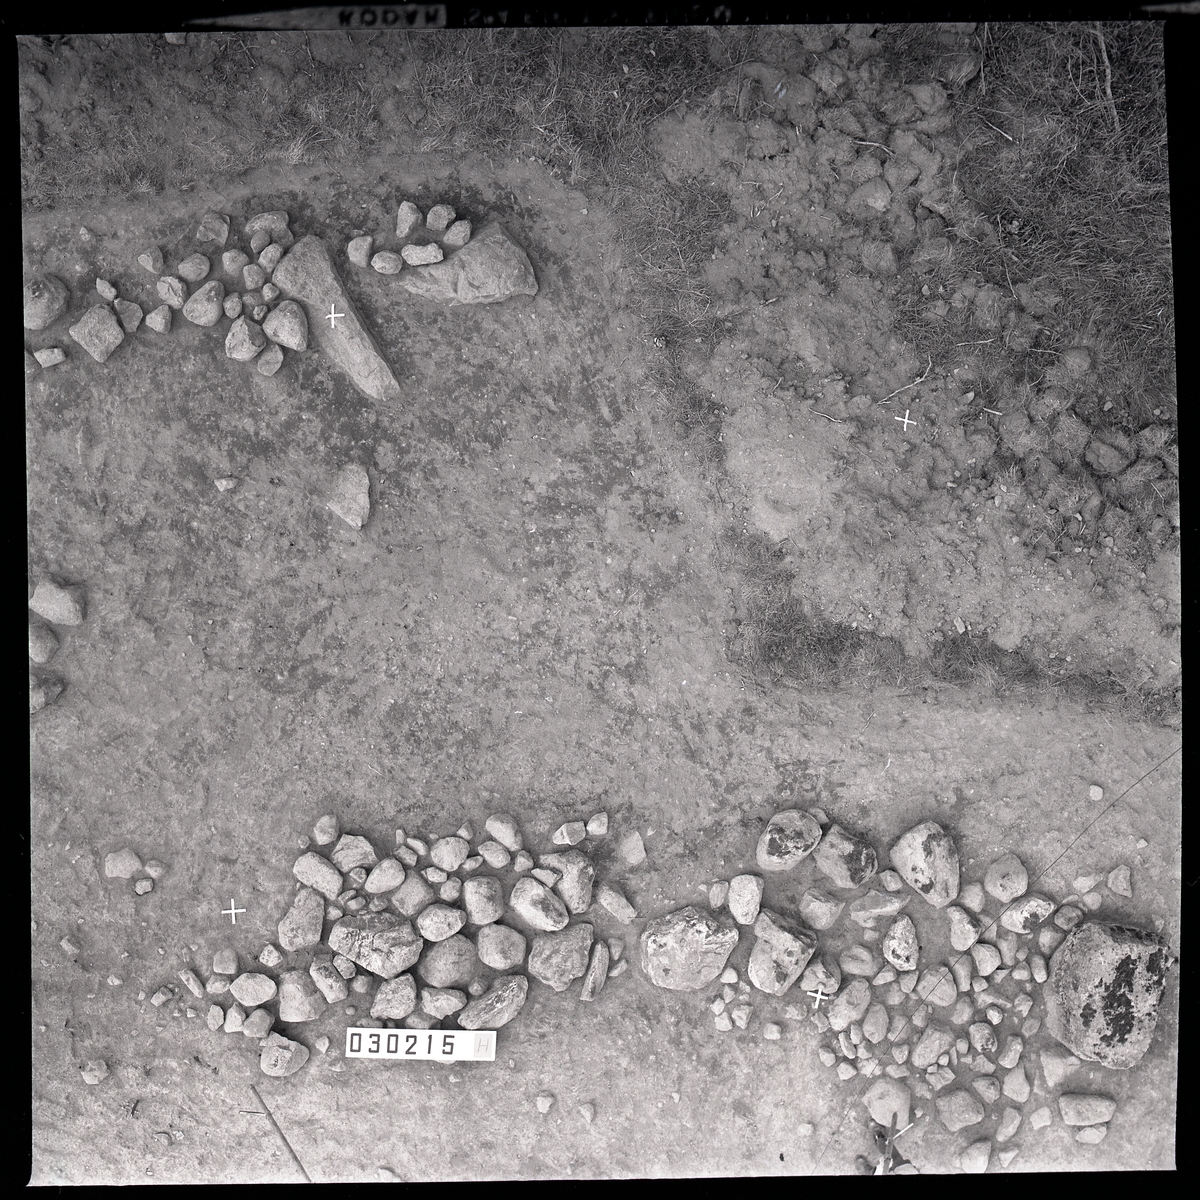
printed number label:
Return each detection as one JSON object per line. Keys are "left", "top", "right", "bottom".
{"left": 344, "top": 1028, "right": 496, "bottom": 1061}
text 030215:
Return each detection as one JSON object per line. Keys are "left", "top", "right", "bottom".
{"left": 344, "top": 1028, "right": 496, "bottom": 1061}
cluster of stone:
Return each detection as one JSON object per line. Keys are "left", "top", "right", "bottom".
{"left": 102, "top": 846, "right": 168, "bottom": 896}
{"left": 347, "top": 200, "right": 473, "bottom": 275}
{"left": 171, "top": 808, "right": 636, "bottom": 1076}
{"left": 29, "top": 579, "right": 87, "bottom": 714}
{"left": 23, "top": 210, "right": 306, "bottom": 379}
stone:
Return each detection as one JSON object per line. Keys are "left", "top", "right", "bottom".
{"left": 415, "top": 904, "right": 466, "bottom": 942}
{"left": 370, "top": 251, "right": 404, "bottom": 275}
{"left": 328, "top": 913, "right": 422, "bottom": 979}
{"left": 839, "top": 944, "right": 881, "bottom": 976}
{"left": 177, "top": 969, "right": 205, "bottom": 999}
{"left": 245, "top": 1010, "right": 277, "bottom": 1039}
{"left": 396, "top": 201, "right": 423, "bottom": 238}
{"left": 1058, "top": 1093, "right": 1118, "bottom": 1126}
{"left": 212, "top": 948, "right": 238, "bottom": 976}
{"left": 425, "top": 204, "right": 457, "bottom": 233}
{"left": 31, "top": 581, "right": 87, "bottom": 628}
{"left": 114, "top": 299, "right": 143, "bottom": 333}
{"left": 103, "top": 848, "right": 142, "bottom": 878}
{"left": 395, "top": 845, "right": 419, "bottom": 868}
{"left": 429, "top": 836, "right": 470, "bottom": 871}
{"left": 847, "top": 890, "right": 908, "bottom": 927}
{"left": 748, "top": 911, "right": 818, "bottom": 995}
{"left": 877, "top": 869, "right": 904, "bottom": 892}
{"left": 364, "top": 859, "right": 405, "bottom": 895}
{"left": 728, "top": 874, "right": 764, "bottom": 924}
{"left": 250, "top": 232, "right": 270, "bottom": 255}
{"left": 278, "top": 887, "right": 325, "bottom": 951}
{"left": 424, "top": 866, "right": 450, "bottom": 886}
{"left": 509, "top": 877, "right": 570, "bottom": 932}
{"left": 951, "top": 956, "right": 973, "bottom": 993}
{"left": 293, "top": 852, "right": 343, "bottom": 900}
{"left": 1040, "top": 1047, "right": 1082, "bottom": 1089}
{"left": 708, "top": 880, "right": 730, "bottom": 911}
{"left": 260, "top": 283, "right": 278, "bottom": 302}
{"left": 417, "top": 934, "right": 478, "bottom": 988}
{"left": 259, "top": 243, "right": 286, "bottom": 272}
{"left": 438, "top": 879, "right": 462, "bottom": 904}
{"left": 617, "top": 831, "right": 647, "bottom": 866}
{"left": 477, "top": 841, "right": 512, "bottom": 871}
{"left": 536, "top": 1093, "right": 555, "bottom": 1114}
{"left": 946, "top": 905, "right": 983, "bottom": 952}
{"left": 457, "top": 974, "right": 529, "bottom": 1029}
{"left": 230, "top": 973, "right": 277, "bottom": 1007}
{"left": 586, "top": 811, "right": 609, "bottom": 837}
{"left": 94, "top": 277, "right": 118, "bottom": 302}
{"left": 1080, "top": 892, "right": 1104, "bottom": 912}
{"left": 938, "top": 1089, "right": 984, "bottom": 1132}
{"left": 1027, "top": 1106, "right": 1053, "bottom": 1131}
{"left": 1107, "top": 865, "right": 1133, "bottom": 897}
{"left": 331, "top": 835, "right": 378, "bottom": 873}
{"left": 959, "top": 1140, "right": 991, "bottom": 1174}
{"left": 882, "top": 914, "right": 919, "bottom": 972}
{"left": 798, "top": 889, "right": 845, "bottom": 930}
{"left": 139, "top": 247, "right": 165, "bottom": 273}
{"left": 224, "top": 316, "right": 266, "bottom": 361}
{"left": 262, "top": 300, "right": 308, "bottom": 351}
{"left": 968, "top": 1022, "right": 998, "bottom": 1054}
{"left": 756, "top": 809, "right": 823, "bottom": 871}
{"left": 889, "top": 821, "right": 959, "bottom": 908}
{"left": 223, "top": 1003, "right": 246, "bottom": 1032}
{"left": 828, "top": 979, "right": 872, "bottom": 1032}
{"left": 862, "top": 1077, "right": 911, "bottom": 1128}
{"left": 552, "top": 821, "right": 587, "bottom": 846}
{"left": 421, "top": 986, "right": 467, "bottom": 1018}
{"left": 401, "top": 242, "right": 444, "bottom": 266}
{"left": 1089, "top": 784, "right": 1105, "bottom": 802}
{"left": 260, "top": 1032, "right": 309, "bottom": 1077}
{"left": 392, "top": 221, "right": 539, "bottom": 306}
{"left": 911, "top": 1025, "right": 955, "bottom": 1069}
{"left": 919, "top": 965, "right": 958, "bottom": 1007}
{"left": 258, "top": 944, "right": 284, "bottom": 968}
{"left": 370, "top": 974, "right": 417, "bottom": 1019}
{"left": 33, "top": 347, "right": 66, "bottom": 368}
{"left": 983, "top": 853, "right": 1029, "bottom": 903}
{"left": 1001, "top": 1066, "right": 1030, "bottom": 1103}
{"left": 244, "top": 211, "right": 294, "bottom": 250}
{"left": 243, "top": 264, "right": 267, "bottom": 291}
{"left": 799, "top": 956, "right": 841, "bottom": 996}
{"left": 474, "top": 924, "right": 526, "bottom": 972}
{"left": 872, "top": 966, "right": 897, "bottom": 986}
{"left": 224, "top": 293, "right": 245, "bottom": 320}
{"left": 484, "top": 814, "right": 523, "bottom": 851}
{"left": 596, "top": 881, "right": 636, "bottom": 924}
{"left": 837, "top": 1061, "right": 858, "bottom": 1080}
{"left": 1086, "top": 439, "right": 1132, "bottom": 476}
{"left": 540, "top": 850, "right": 595, "bottom": 914}
{"left": 278, "top": 970, "right": 327, "bottom": 1022}
{"left": 1000, "top": 894, "right": 1056, "bottom": 933}
{"left": 272, "top": 235, "right": 401, "bottom": 402}
{"left": 132, "top": 877, "right": 153, "bottom": 895}
{"left": 24, "top": 274, "right": 70, "bottom": 329}
{"left": 309, "top": 958, "right": 349, "bottom": 1003}
{"left": 958, "top": 882, "right": 985, "bottom": 912}
{"left": 391, "top": 873, "right": 435, "bottom": 918}
{"left": 196, "top": 211, "right": 229, "bottom": 246}
{"left": 324, "top": 463, "right": 373, "bottom": 531}
{"left": 862, "top": 1002, "right": 889, "bottom": 1044}
{"left": 459, "top": 877, "right": 504, "bottom": 925}
{"left": 442, "top": 219, "right": 472, "bottom": 248}
{"left": 579, "top": 939, "right": 610, "bottom": 1001}
{"left": 1076, "top": 1124, "right": 1108, "bottom": 1144}
{"left": 176, "top": 253, "right": 211, "bottom": 283}
{"left": 145, "top": 305, "right": 172, "bottom": 333}
{"left": 28, "top": 667, "right": 59, "bottom": 709}
{"left": 347, "top": 236, "right": 374, "bottom": 268}
{"left": 997, "top": 1035, "right": 1024, "bottom": 1069}
{"left": 969, "top": 942, "right": 1001, "bottom": 976}
{"left": 222, "top": 249, "right": 250, "bottom": 276}
{"left": 812, "top": 823, "right": 878, "bottom": 889}
{"left": 182, "top": 280, "right": 225, "bottom": 326}
{"left": 68, "top": 305, "right": 125, "bottom": 362}
{"left": 640, "top": 906, "right": 739, "bottom": 991}
{"left": 157, "top": 276, "right": 188, "bottom": 309}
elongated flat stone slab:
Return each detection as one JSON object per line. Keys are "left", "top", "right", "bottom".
{"left": 271, "top": 235, "right": 401, "bottom": 403}
{"left": 391, "top": 221, "right": 538, "bottom": 306}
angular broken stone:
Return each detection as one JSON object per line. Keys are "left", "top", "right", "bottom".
{"left": 827, "top": 979, "right": 872, "bottom": 1032}
{"left": 509, "top": 877, "right": 570, "bottom": 931}
{"left": 391, "top": 874, "right": 435, "bottom": 918}
{"left": 157, "top": 276, "right": 188, "bottom": 309}
{"left": 278, "top": 886, "right": 326, "bottom": 952}
{"left": 528, "top": 923, "right": 594, "bottom": 992}
{"left": 145, "top": 305, "right": 172, "bottom": 333}
{"left": 595, "top": 881, "right": 636, "bottom": 923}
{"left": 911, "top": 1024, "right": 955, "bottom": 1069}
{"left": 640, "top": 906, "right": 739, "bottom": 991}
{"left": 882, "top": 914, "right": 919, "bottom": 972}
{"left": 539, "top": 850, "right": 594, "bottom": 914}
{"left": 30, "top": 581, "right": 86, "bottom": 626}
{"left": 797, "top": 888, "right": 845, "bottom": 930}
{"left": 890, "top": 821, "right": 960, "bottom": 908}
{"left": 327, "top": 913, "right": 423, "bottom": 979}
{"left": 24, "top": 274, "right": 70, "bottom": 329}
{"left": 984, "top": 853, "right": 1028, "bottom": 903}
{"left": 347, "top": 236, "right": 373, "bottom": 268}
{"left": 260, "top": 1032, "right": 309, "bottom": 1077}
{"left": 196, "top": 211, "right": 230, "bottom": 246}
{"left": 918, "top": 965, "right": 958, "bottom": 1007}
{"left": 259, "top": 243, "right": 286, "bottom": 272}
{"left": 1107, "top": 865, "right": 1133, "bottom": 897}
{"left": 278, "top": 969, "right": 327, "bottom": 1022}
{"left": 262, "top": 300, "right": 308, "bottom": 351}
{"left": 182, "top": 280, "right": 225, "bottom": 326}
{"left": 617, "top": 830, "right": 646, "bottom": 866}
{"left": 309, "top": 958, "right": 349, "bottom": 1003}
{"left": 392, "top": 222, "right": 539, "bottom": 306}
{"left": 755, "top": 809, "right": 823, "bottom": 871}
{"left": 999, "top": 894, "right": 1055, "bottom": 933}
{"left": 138, "top": 247, "right": 165, "bottom": 274}
{"left": 748, "top": 910, "right": 817, "bottom": 995}
{"left": 580, "top": 940, "right": 610, "bottom": 1002}
{"left": 484, "top": 814, "right": 523, "bottom": 851}
{"left": 425, "top": 204, "right": 457, "bottom": 233}
{"left": 552, "top": 821, "right": 587, "bottom": 846}
{"left": 34, "top": 347, "right": 66, "bottom": 367}
{"left": 812, "top": 823, "right": 878, "bottom": 889}
{"left": 225, "top": 316, "right": 267, "bottom": 361}
{"left": 328, "top": 464, "right": 371, "bottom": 530}
{"left": 396, "top": 201, "right": 423, "bottom": 238}
{"left": 370, "top": 973, "right": 417, "bottom": 1019}
{"left": 475, "top": 923, "right": 526, "bottom": 971}
{"left": 1043, "top": 921, "right": 1174, "bottom": 1069}
{"left": 68, "top": 305, "right": 125, "bottom": 362}
{"left": 848, "top": 890, "right": 908, "bottom": 927}
{"left": 457, "top": 974, "right": 529, "bottom": 1029}
{"left": 114, "top": 299, "right": 143, "bottom": 333}
{"left": 947, "top": 905, "right": 983, "bottom": 952}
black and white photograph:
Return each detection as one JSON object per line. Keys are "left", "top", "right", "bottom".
{"left": 24, "top": 11, "right": 1180, "bottom": 1181}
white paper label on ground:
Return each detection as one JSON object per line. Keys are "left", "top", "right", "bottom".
{"left": 344, "top": 1027, "right": 496, "bottom": 1061}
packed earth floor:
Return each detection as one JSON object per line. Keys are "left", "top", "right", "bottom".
{"left": 25, "top": 24, "right": 1179, "bottom": 1181}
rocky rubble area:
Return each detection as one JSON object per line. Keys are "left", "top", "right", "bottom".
{"left": 636, "top": 803, "right": 1174, "bottom": 1174}
{"left": 121, "top": 809, "right": 635, "bottom": 1079}
{"left": 29, "top": 578, "right": 87, "bottom": 713}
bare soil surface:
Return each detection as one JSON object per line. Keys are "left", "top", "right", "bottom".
{"left": 26, "top": 27, "right": 1179, "bottom": 1181}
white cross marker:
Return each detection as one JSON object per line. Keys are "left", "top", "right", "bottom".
{"left": 807, "top": 988, "right": 831, "bottom": 1010}
{"left": 895, "top": 409, "right": 916, "bottom": 432}
{"left": 221, "top": 899, "right": 247, "bottom": 925}
{"left": 326, "top": 304, "right": 345, "bottom": 329}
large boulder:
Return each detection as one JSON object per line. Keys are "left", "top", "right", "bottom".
{"left": 25, "top": 274, "right": 70, "bottom": 329}
{"left": 527, "top": 923, "right": 594, "bottom": 992}
{"left": 390, "top": 221, "right": 538, "bottom": 306}
{"left": 755, "top": 809, "right": 823, "bottom": 871}
{"left": 1043, "top": 922, "right": 1175, "bottom": 1068}
{"left": 327, "top": 913, "right": 423, "bottom": 979}
{"left": 456, "top": 974, "right": 528, "bottom": 1029}
{"left": 271, "top": 235, "right": 401, "bottom": 402}
{"left": 639, "top": 906, "right": 739, "bottom": 990}
{"left": 889, "top": 821, "right": 960, "bottom": 908}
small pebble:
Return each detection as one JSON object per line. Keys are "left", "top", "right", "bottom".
{"left": 763, "top": 1023, "right": 781, "bottom": 1040}
{"left": 818, "top": 1046, "right": 837, "bottom": 1067}
{"left": 1088, "top": 785, "right": 1104, "bottom": 802}
{"left": 134, "top": 878, "right": 153, "bottom": 895}
{"left": 536, "top": 1093, "right": 555, "bottom": 1114}
{"left": 714, "top": 1012, "right": 733, "bottom": 1032}
{"left": 579, "top": 1102, "right": 595, "bottom": 1123}
{"left": 836, "top": 1061, "right": 858, "bottom": 1080}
